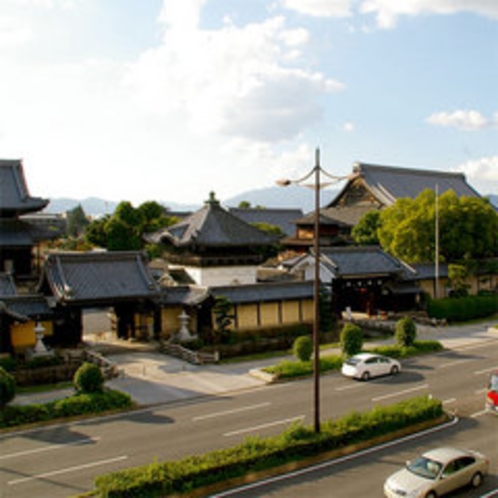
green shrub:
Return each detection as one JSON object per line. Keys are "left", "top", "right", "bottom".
{"left": 0, "top": 389, "right": 133, "bottom": 429}
{"left": 74, "top": 362, "right": 104, "bottom": 394}
{"left": 428, "top": 295, "right": 498, "bottom": 322}
{"left": 0, "top": 356, "right": 17, "bottom": 372}
{"left": 395, "top": 316, "right": 417, "bottom": 348}
{"left": 340, "top": 323, "right": 363, "bottom": 357}
{"left": 0, "top": 366, "right": 16, "bottom": 407}
{"left": 264, "top": 354, "right": 343, "bottom": 379}
{"left": 293, "top": 336, "right": 313, "bottom": 362}
{"left": 25, "top": 354, "right": 63, "bottom": 369}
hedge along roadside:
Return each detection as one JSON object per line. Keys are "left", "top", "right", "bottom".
{"left": 92, "top": 395, "right": 444, "bottom": 498}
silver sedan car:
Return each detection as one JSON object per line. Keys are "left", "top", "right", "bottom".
{"left": 384, "top": 447, "right": 489, "bottom": 498}
{"left": 341, "top": 352, "right": 401, "bottom": 381}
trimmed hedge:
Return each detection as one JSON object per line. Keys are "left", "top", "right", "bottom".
{"left": 428, "top": 294, "right": 498, "bottom": 322}
{"left": 0, "top": 389, "right": 133, "bottom": 429}
{"left": 94, "top": 396, "right": 443, "bottom": 498}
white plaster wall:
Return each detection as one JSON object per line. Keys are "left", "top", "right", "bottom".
{"left": 185, "top": 265, "right": 257, "bottom": 286}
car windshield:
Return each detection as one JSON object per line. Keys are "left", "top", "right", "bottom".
{"left": 345, "top": 357, "right": 362, "bottom": 365}
{"left": 490, "top": 374, "right": 498, "bottom": 392}
{"left": 407, "top": 457, "right": 442, "bottom": 480}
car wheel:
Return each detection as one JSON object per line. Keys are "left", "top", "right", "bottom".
{"left": 425, "top": 492, "right": 437, "bottom": 498}
{"left": 471, "top": 472, "right": 483, "bottom": 488}
{"left": 361, "top": 371, "right": 370, "bottom": 381}
{"left": 390, "top": 365, "right": 399, "bottom": 375}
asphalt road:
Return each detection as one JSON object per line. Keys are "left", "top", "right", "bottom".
{"left": 1, "top": 340, "right": 497, "bottom": 498}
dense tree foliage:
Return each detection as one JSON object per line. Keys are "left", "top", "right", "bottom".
{"left": 351, "top": 210, "right": 381, "bottom": 245}
{"left": 376, "top": 189, "right": 497, "bottom": 263}
{"left": 85, "top": 200, "right": 177, "bottom": 251}
{"left": 66, "top": 204, "right": 89, "bottom": 237}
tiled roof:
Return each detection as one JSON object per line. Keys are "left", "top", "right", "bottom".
{"left": 147, "top": 192, "right": 277, "bottom": 248}
{"left": 0, "top": 273, "right": 17, "bottom": 296}
{"left": 321, "top": 205, "right": 381, "bottom": 228}
{"left": 319, "top": 246, "right": 415, "bottom": 278}
{"left": 160, "top": 285, "right": 210, "bottom": 306}
{"left": 228, "top": 208, "right": 303, "bottom": 236}
{"left": 212, "top": 280, "right": 314, "bottom": 304}
{"left": 1, "top": 295, "right": 53, "bottom": 318}
{"left": 0, "top": 219, "right": 59, "bottom": 246}
{"left": 328, "top": 163, "right": 481, "bottom": 208}
{"left": 41, "top": 251, "right": 161, "bottom": 303}
{"left": 0, "top": 160, "right": 49, "bottom": 215}
{"left": 409, "top": 262, "right": 449, "bottom": 280}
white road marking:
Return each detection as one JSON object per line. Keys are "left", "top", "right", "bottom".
{"left": 0, "top": 437, "right": 100, "bottom": 460}
{"left": 479, "top": 488, "right": 498, "bottom": 498}
{"left": 371, "top": 384, "right": 429, "bottom": 402}
{"left": 442, "top": 398, "right": 456, "bottom": 405}
{"left": 474, "top": 366, "right": 497, "bottom": 375}
{"left": 8, "top": 455, "right": 128, "bottom": 485}
{"left": 335, "top": 383, "right": 364, "bottom": 392}
{"left": 224, "top": 416, "right": 305, "bottom": 437}
{"left": 193, "top": 403, "right": 271, "bottom": 421}
{"left": 439, "top": 358, "right": 473, "bottom": 369}
{"left": 470, "top": 409, "right": 488, "bottom": 418}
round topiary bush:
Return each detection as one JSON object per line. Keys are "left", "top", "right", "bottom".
{"left": 0, "top": 366, "right": 16, "bottom": 408}
{"left": 74, "top": 362, "right": 104, "bottom": 394}
{"left": 340, "top": 323, "right": 363, "bottom": 357}
{"left": 293, "top": 335, "right": 313, "bottom": 362}
{"left": 395, "top": 316, "right": 417, "bottom": 347}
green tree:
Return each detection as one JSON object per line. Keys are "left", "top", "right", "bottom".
{"left": 293, "top": 336, "right": 313, "bottom": 362}
{"left": 377, "top": 189, "right": 498, "bottom": 263}
{"left": 352, "top": 210, "right": 381, "bottom": 246}
{"left": 74, "top": 362, "right": 104, "bottom": 394}
{"left": 340, "top": 323, "right": 363, "bottom": 357}
{"left": 84, "top": 200, "right": 178, "bottom": 251}
{"left": 448, "top": 263, "right": 470, "bottom": 297}
{"left": 238, "top": 201, "right": 251, "bottom": 208}
{"left": 212, "top": 296, "right": 234, "bottom": 344}
{"left": 84, "top": 215, "right": 110, "bottom": 248}
{"left": 66, "top": 204, "right": 89, "bottom": 237}
{"left": 395, "top": 316, "right": 417, "bottom": 347}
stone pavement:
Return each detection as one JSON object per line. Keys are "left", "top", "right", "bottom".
{"left": 12, "top": 320, "right": 498, "bottom": 408}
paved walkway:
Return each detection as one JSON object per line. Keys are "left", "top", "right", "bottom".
{"left": 13, "top": 320, "right": 498, "bottom": 408}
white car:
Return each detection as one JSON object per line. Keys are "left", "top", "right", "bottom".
{"left": 384, "top": 447, "right": 489, "bottom": 498}
{"left": 341, "top": 352, "right": 401, "bottom": 380}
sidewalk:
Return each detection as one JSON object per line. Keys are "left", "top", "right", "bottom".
{"left": 12, "top": 321, "right": 498, "bottom": 408}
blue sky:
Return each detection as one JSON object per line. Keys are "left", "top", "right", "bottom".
{"left": 0, "top": 0, "right": 497, "bottom": 206}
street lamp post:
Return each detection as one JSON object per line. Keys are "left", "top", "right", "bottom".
{"left": 278, "top": 148, "right": 351, "bottom": 433}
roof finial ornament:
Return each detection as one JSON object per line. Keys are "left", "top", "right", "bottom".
{"left": 206, "top": 191, "right": 219, "bottom": 206}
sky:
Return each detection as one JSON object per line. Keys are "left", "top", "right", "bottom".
{"left": 1, "top": 0, "right": 497, "bottom": 207}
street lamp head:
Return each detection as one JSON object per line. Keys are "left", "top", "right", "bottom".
{"left": 276, "top": 179, "right": 292, "bottom": 187}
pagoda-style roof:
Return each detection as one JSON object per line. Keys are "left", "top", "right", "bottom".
{"left": 147, "top": 192, "right": 277, "bottom": 249}
{"left": 328, "top": 162, "right": 481, "bottom": 209}
{"left": 39, "top": 251, "right": 160, "bottom": 304}
{"left": 0, "top": 218, "right": 59, "bottom": 247}
{"left": 0, "top": 160, "right": 49, "bottom": 217}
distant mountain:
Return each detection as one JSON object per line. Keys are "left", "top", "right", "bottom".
{"left": 224, "top": 186, "right": 339, "bottom": 213}
{"left": 43, "top": 189, "right": 496, "bottom": 218}
{"left": 44, "top": 187, "right": 339, "bottom": 217}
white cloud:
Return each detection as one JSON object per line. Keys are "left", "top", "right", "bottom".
{"left": 360, "top": 0, "right": 498, "bottom": 29}
{"left": 426, "top": 110, "right": 496, "bottom": 130}
{"left": 281, "top": 0, "right": 352, "bottom": 18}
{"left": 343, "top": 121, "right": 355, "bottom": 132}
{"left": 0, "top": 15, "right": 33, "bottom": 47}
{"left": 455, "top": 156, "right": 498, "bottom": 195}
{"left": 124, "top": 11, "right": 344, "bottom": 142}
